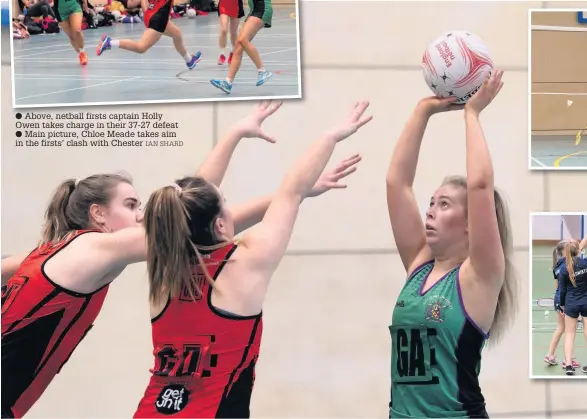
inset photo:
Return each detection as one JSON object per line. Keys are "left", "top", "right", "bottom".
{"left": 530, "top": 212, "right": 587, "bottom": 379}
{"left": 10, "top": 0, "right": 301, "bottom": 108}
{"left": 529, "top": 10, "right": 587, "bottom": 170}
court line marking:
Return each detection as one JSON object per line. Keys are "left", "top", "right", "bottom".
{"left": 14, "top": 59, "right": 299, "bottom": 64}
{"left": 12, "top": 16, "right": 296, "bottom": 57}
{"left": 17, "top": 76, "right": 141, "bottom": 101}
{"left": 257, "top": 47, "right": 297, "bottom": 57}
{"left": 553, "top": 150, "right": 587, "bottom": 167}
{"left": 14, "top": 45, "right": 298, "bottom": 59}
{"left": 532, "top": 92, "right": 587, "bottom": 96}
{"left": 12, "top": 34, "right": 298, "bottom": 53}
{"left": 531, "top": 24, "right": 587, "bottom": 32}
{"left": 531, "top": 157, "right": 548, "bottom": 168}
{"left": 14, "top": 46, "right": 298, "bottom": 101}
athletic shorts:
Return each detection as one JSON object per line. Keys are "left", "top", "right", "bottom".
{"left": 144, "top": 0, "right": 172, "bottom": 33}
{"left": 247, "top": 0, "right": 273, "bottom": 27}
{"left": 218, "top": 0, "right": 244, "bottom": 19}
{"left": 53, "top": 0, "right": 82, "bottom": 22}
{"left": 564, "top": 303, "right": 587, "bottom": 319}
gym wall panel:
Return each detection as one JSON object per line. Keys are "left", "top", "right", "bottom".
{"left": 532, "top": 214, "right": 563, "bottom": 240}
{"left": 300, "top": 1, "right": 538, "bottom": 67}
{"left": 531, "top": 10, "right": 586, "bottom": 27}
{"left": 545, "top": 1, "right": 587, "bottom": 9}
{"left": 531, "top": 31, "right": 587, "bottom": 83}
{"left": 531, "top": 94, "right": 587, "bottom": 131}
{"left": 561, "top": 214, "right": 582, "bottom": 239}
{"left": 546, "top": 173, "right": 587, "bottom": 211}
{"left": 218, "top": 70, "right": 541, "bottom": 251}
{"left": 550, "top": 380, "right": 587, "bottom": 411}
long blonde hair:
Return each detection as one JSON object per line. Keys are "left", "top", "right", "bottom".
{"left": 442, "top": 175, "right": 517, "bottom": 344}
{"left": 143, "top": 176, "right": 225, "bottom": 305}
{"left": 563, "top": 241, "right": 580, "bottom": 287}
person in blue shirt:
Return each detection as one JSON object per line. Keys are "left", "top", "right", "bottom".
{"left": 559, "top": 237, "right": 587, "bottom": 375}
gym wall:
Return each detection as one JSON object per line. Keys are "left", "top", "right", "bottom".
{"left": 2, "top": 1, "right": 587, "bottom": 418}
{"left": 532, "top": 214, "right": 585, "bottom": 245}
{"left": 531, "top": 11, "right": 587, "bottom": 135}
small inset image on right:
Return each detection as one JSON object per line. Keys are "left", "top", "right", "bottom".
{"left": 529, "top": 10, "right": 587, "bottom": 170}
{"left": 531, "top": 212, "right": 587, "bottom": 379}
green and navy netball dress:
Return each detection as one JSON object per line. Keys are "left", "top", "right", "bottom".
{"left": 389, "top": 261, "right": 489, "bottom": 418}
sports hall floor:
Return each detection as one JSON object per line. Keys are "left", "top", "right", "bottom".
{"left": 531, "top": 134, "right": 587, "bottom": 169}
{"left": 11, "top": 7, "right": 299, "bottom": 107}
{"left": 532, "top": 245, "right": 587, "bottom": 378}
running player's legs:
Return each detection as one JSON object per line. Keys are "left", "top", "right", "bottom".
{"left": 210, "top": 15, "right": 271, "bottom": 93}
{"left": 217, "top": 0, "right": 243, "bottom": 64}
{"left": 163, "top": 20, "right": 201, "bottom": 66}
{"left": 229, "top": 17, "right": 240, "bottom": 46}
{"left": 545, "top": 305, "right": 565, "bottom": 365}
{"left": 96, "top": 1, "right": 201, "bottom": 69}
{"left": 116, "top": 28, "right": 163, "bottom": 53}
{"left": 56, "top": 0, "right": 87, "bottom": 64}
{"left": 563, "top": 309, "right": 579, "bottom": 374}
{"left": 228, "top": 16, "right": 264, "bottom": 78}
{"left": 218, "top": 13, "right": 230, "bottom": 63}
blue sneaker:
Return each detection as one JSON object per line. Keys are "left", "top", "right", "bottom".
{"left": 96, "top": 35, "right": 111, "bottom": 56}
{"left": 210, "top": 79, "right": 233, "bottom": 94}
{"left": 256, "top": 69, "right": 273, "bottom": 86}
{"left": 186, "top": 51, "right": 202, "bottom": 70}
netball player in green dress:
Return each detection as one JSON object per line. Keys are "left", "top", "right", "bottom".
{"left": 385, "top": 70, "right": 518, "bottom": 418}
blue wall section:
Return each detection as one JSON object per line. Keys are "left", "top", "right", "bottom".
{"left": 1, "top": 1, "right": 9, "bottom": 27}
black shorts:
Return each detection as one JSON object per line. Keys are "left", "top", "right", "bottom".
{"left": 247, "top": 0, "right": 272, "bottom": 28}
{"left": 564, "top": 303, "right": 587, "bottom": 319}
{"left": 144, "top": 0, "right": 172, "bottom": 33}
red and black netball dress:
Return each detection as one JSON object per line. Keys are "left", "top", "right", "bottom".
{"left": 144, "top": 0, "right": 173, "bottom": 33}
{"left": 134, "top": 243, "right": 263, "bottom": 418}
{"left": 218, "top": 0, "right": 245, "bottom": 19}
{"left": 1, "top": 230, "right": 109, "bottom": 419}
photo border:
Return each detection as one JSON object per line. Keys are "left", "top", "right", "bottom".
{"left": 528, "top": 8, "right": 587, "bottom": 171}
{"left": 9, "top": 0, "right": 303, "bottom": 109}
{"left": 529, "top": 211, "right": 587, "bottom": 380}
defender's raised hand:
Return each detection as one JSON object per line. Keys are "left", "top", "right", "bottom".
{"left": 327, "top": 101, "right": 373, "bottom": 141}
{"left": 307, "top": 154, "right": 362, "bottom": 197}
{"left": 233, "top": 100, "right": 283, "bottom": 143}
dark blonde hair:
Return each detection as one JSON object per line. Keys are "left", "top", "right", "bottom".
{"left": 563, "top": 241, "right": 580, "bottom": 287}
{"left": 553, "top": 240, "right": 569, "bottom": 269}
{"left": 143, "top": 176, "right": 224, "bottom": 305}
{"left": 442, "top": 175, "right": 517, "bottom": 344}
{"left": 40, "top": 173, "right": 133, "bottom": 246}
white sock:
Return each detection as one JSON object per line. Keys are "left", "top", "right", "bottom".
{"left": 79, "top": 48, "right": 85, "bottom": 52}
{"left": 258, "top": 67, "right": 265, "bottom": 73}
{"left": 110, "top": 39, "right": 120, "bottom": 48}
{"left": 184, "top": 52, "right": 192, "bottom": 62}
{"left": 225, "top": 77, "right": 232, "bottom": 84}
{"left": 220, "top": 48, "right": 227, "bottom": 56}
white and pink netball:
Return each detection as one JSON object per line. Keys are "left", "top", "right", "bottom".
{"left": 421, "top": 31, "right": 493, "bottom": 104}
